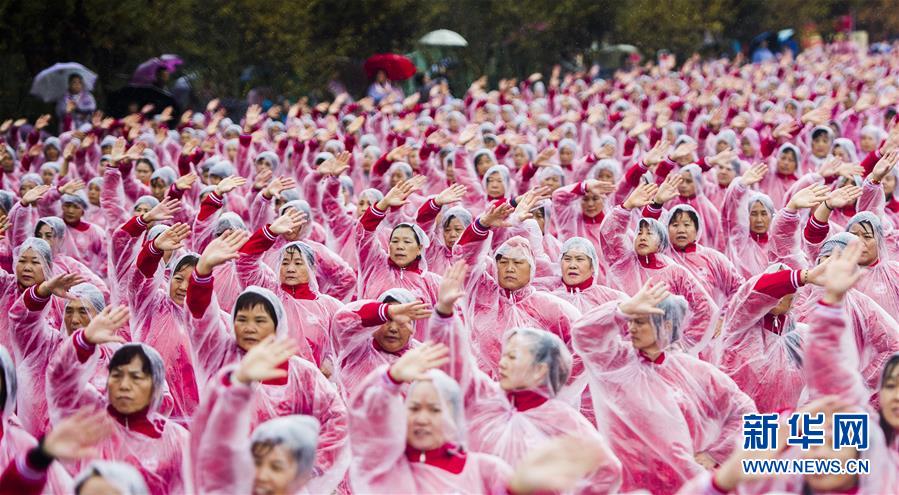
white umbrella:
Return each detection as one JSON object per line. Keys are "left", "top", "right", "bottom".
{"left": 30, "top": 62, "right": 97, "bottom": 102}
{"left": 419, "top": 29, "right": 468, "bottom": 47}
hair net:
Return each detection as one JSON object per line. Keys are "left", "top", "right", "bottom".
{"left": 363, "top": 145, "right": 382, "bottom": 160}
{"left": 200, "top": 157, "right": 219, "bottom": 174}
{"left": 810, "top": 124, "right": 835, "bottom": 143}
{"left": 588, "top": 159, "right": 622, "bottom": 183}
{"left": 778, "top": 143, "right": 801, "bottom": 164}
{"left": 558, "top": 138, "right": 578, "bottom": 154}
{"left": 832, "top": 137, "right": 858, "bottom": 163}
{"left": 279, "top": 188, "right": 300, "bottom": 203}
{"left": 35, "top": 216, "right": 66, "bottom": 241}
{"left": 88, "top": 177, "right": 104, "bottom": 189}
{"left": 279, "top": 241, "right": 319, "bottom": 292}
{"left": 515, "top": 143, "right": 536, "bottom": 162}
{"left": 715, "top": 129, "right": 737, "bottom": 150}
{"left": 68, "top": 283, "right": 107, "bottom": 314}
{"left": 636, "top": 217, "right": 670, "bottom": 252}
{"left": 747, "top": 192, "right": 775, "bottom": 217}
{"left": 14, "top": 237, "right": 53, "bottom": 279}
{"left": 209, "top": 161, "right": 235, "bottom": 179}
{"left": 150, "top": 167, "right": 179, "bottom": 186}
{"left": 385, "top": 161, "right": 413, "bottom": 180}
{"left": 407, "top": 370, "right": 466, "bottom": 448}
{"left": 251, "top": 415, "right": 321, "bottom": 479}
{"left": 61, "top": 192, "right": 89, "bottom": 210}
{"left": 359, "top": 188, "right": 384, "bottom": 204}
{"left": 147, "top": 224, "right": 169, "bottom": 242}
{"left": 74, "top": 461, "right": 149, "bottom": 495}
{"left": 650, "top": 294, "right": 690, "bottom": 350}
{"left": 280, "top": 200, "right": 313, "bottom": 227}
{"left": 213, "top": 212, "right": 247, "bottom": 237}
{"left": 100, "top": 136, "right": 117, "bottom": 148}
{"left": 861, "top": 125, "right": 886, "bottom": 143}
{"left": 43, "top": 137, "right": 61, "bottom": 151}
{"left": 20, "top": 173, "right": 43, "bottom": 189}
{"left": 495, "top": 236, "right": 536, "bottom": 281}
{"left": 359, "top": 134, "right": 378, "bottom": 149}
{"left": 0, "top": 346, "right": 16, "bottom": 419}
{"left": 234, "top": 286, "right": 286, "bottom": 338}
{"left": 324, "top": 139, "right": 345, "bottom": 155}
{"left": 561, "top": 237, "right": 598, "bottom": 278}
{"left": 314, "top": 152, "right": 334, "bottom": 167}
{"left": 134, "top": 195, "right": 160, "bottom": 212}
{"left": 40, "top": 161, "right": 60, "bottom": 174}
{"left": 471, "top": 149, "right": 496, "bottom": 169}
{"left": 816, "top": 231, "right": 859, "bottom": 264}
{"left": 377, "top": 288, "right": 418, "bottom": 304}
{"left": 138, "top": 150, "right": 158, "bottom": 171}
{"left": 536, "top": 165, "right": 565, "bottom": 185}
{"left": 481, "top": 164, "right": 511, "bottom": 197}
{"left": 338, "top": 175, "right": 355, "bottom": 197}
{"left": 505, "top": 328, "right": 572, "bottom": 398}
{"left": 439, "top": 206, "right": 473, "bottom": 239}
{"left": 0, "top": 191, "right": 13, "bottom": 214}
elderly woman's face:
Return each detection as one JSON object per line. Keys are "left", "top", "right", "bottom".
{"left": 374, "top": 303, "right": 413, "bottom": 353}
{"left": 627, "top": 316, "right": 658, "bottom": 352}
{"left": 406, "top": 381, "right": 447, "bottom": 451}
{"left": 633, "top": 224, "right": 661, "bottom": 256}
{"left": 561, "top": 249, "right": 593, "bottom": 286}
{"left": 389, "top": 169, "right": 408, "bottom": 188}
{"left": 150, "top": 178, "right": 168, "bottom": 201}
{"left": 87, "top": 183, "right": 101, "bottom": 206}
{"left": 44, "top": 146, "right": 60, "bottom": 162}
{"left": 750, "top": 202, "right": 771, "bottom": 234}
{"left": 833, "top": 145, "right": 850, "bottom": 163}
{"left": 234, "top": 304, "right": 277, "bottom": 352}
{"left": 388, "top": 226, "right": 421, "bottom": 268}
{"left": 36, "top": 223, "right": 58, "bottom": 250}
{"left": 498, "top": 333, "right": 544, "bottom": 392}
{"left": 512, "top": 147, "right": 528, "bottom": 167}
{"left": 279, "top": 249, "right": 310, "bottom": 286}
{"left": 485, "top": 173, "right": 505, "bottom": 198}
{"left": 677, "top": 171, "right": 696, "bottom": 197}
{"left": 860, "top": 133, "right": 877, "bottom": 153}
{"left": 777, "top": 150, "right": 797, "bottom": 175}
{"left": 497, "top": 255, "right": 531, "bottom": 291}
{"left": 41, "top": 168, "right": 56, "bottom": 185}
{"left": 356, "top": 197, "right": 372, "bottom": 218}
{"left": 64, "top": 300, "right": 97, "bottom": 335}
{"left": 62, "top": 202, "right": 84, "bottom": 225}
{"left": 540, "top": 174, "right": 562, "bottom": 192}
{"left": 581, "top": 191, "right": 604, "bottom": 218}
{"left": 717, "top": 162, "right": 737, "bottom": 186}
{"left": 883, "top": 173, "right": 896, "bottom": 196}
{"left": 559, "top": 146, "right": 574, "bottom": 164}
{"left": 15, "top": 248, "right": 46, "bottom": 288}
{"left": 475, "top": 156, "right": 493, "bottom": 177}
{"left": 442, "top": 217, "right": 465, "bottom": 248}
{"left": 715, "top": 140, "right": 729, "bottom": 154}
{"left": 741, "top": 137, "right": 755, "bottom": 157}
{"left": 107, "top": 355, "right": 154, "bottom": 415}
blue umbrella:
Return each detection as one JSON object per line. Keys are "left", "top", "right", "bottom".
{"left": 30, "top": 62, "right": 97, "bottom": 102}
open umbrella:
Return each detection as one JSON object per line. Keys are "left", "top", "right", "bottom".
{"left": 364, "top": 53, "right": 416, "bottom": 81}
{"left": 419, "top": 29, "right": 468, "bottom": 47}
{"left": 131, "top": 55, "right": 184, "bottom": 85}
{"left": 30, "top": 62, "right": 97, "bottom": 103}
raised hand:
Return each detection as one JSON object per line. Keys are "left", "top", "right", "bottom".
{"left": 772, "top": 120, "right": 800, "bottom": 139}
{"left": 707, "top": 149, "right": 736, "bottom": 167}
{"left": 244, "top": 104, "right": 263, "bottom": 131}
{"left": 34, "top": 114, "right": 52, "bottom": 130}
{"left": 585, "top": 179, "right": 616, "bottom": 197}
{"left": 618, "top": 280, "right": 670, "bottom": 316}
{"left": 254, "top": 168, "right": 274, "bottom": 191}
{"left": 436, "top": 261, "right": 468, "bottom": 314}
{"left": 512, "top": 191, "right": 538, "bottom": 223}
{"left": 264, "top": 175, "right": 297, "bottom": 199}
{"left": 654, "top": 174, "right": 683, "bottom": 204}
{"left": 822, "top": 240, "right": 866, "bottom": 303}
{"left": 870, "top": 149, "right": 899, "bottom": 182}
{"left": 740, "top": 163, "right": 769, "bottom": 187}
{"left": 83, "top": 305, "right": 130, "bottom": 345}
{"left": 622, "top": 182, "right": 659, "bottom": 210}
{"left": 388, "top": 342, "right": 449, "bottom": 383}
{"left": 387, "top": 144, "right": 413, "bottom": 162}
{"left": 62, "top": 142, "right": 77, "bottom": 161}
{"left": 786, "top": 183, "right": 829, "bottom": 210}
{"left": 669, "top": 140, "right": 697, "bottom": 162}
{"left": 197, "top": 228, "right": 249, "bottom": 275}
{"left": 174, "top": 172, "right": 198, "bottom": 191}
{"left": 42, "top": 407, "right": 114, "bottom": 461}
{"left": 142, "top": 197, "right": 181, "bottom": 223}
{"left": 818, "top": 157, "right": 842, "bottom": 178}
{"left": 125, "top": 142, "right": 147, "bottom": 161}
{"left": 628, "top": 121, "right": 652, "bottom": 139}
{"left": 458, "top": 124, "right": 479, "bottom": 145}
{"left": 387, "top": 300, "right": 432, "bottom": 325}
{"left": 377, "top": 178, "right": 420, "bottom": 210}
{"left": 269, "top": 208, "right": 306, "bottom": 236}
{"left": 153, "top": 222, "right": 191, "bottom": 251}
{"left": 826, "top": 185, "right": 862, "bottom": 209}
{"left": 479, "top": 202, "right": 515, "bottom": 228}
{"left": 643, "top": 137, "right": 671, "bottom": 167}
{"left": 21, "top": 184, "right": 51, "bottom": 206}
{"left": 508, "top": 436, "right": 604, "bottom": 495}
{"left": 534, "top": 147, "right": 556, "bottom": 168}
{"left": 214, "top": 175, "right": 247, "bottom": 195}
{"left": 109, "top": 138, "right": 127, "bottom": 162}
{"left": 234, "top": 336, "right": 299, "bottom": 383}
{"left": 59, "top": 180, "right": 86, "bottom": 196}
{"left": 434, "top": 184, "right": 466, "bottom": 206}
{"left": 36, "top": 273, "right": 87, "bottom": 299}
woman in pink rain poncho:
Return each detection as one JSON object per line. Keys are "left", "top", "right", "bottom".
{"left": 712, "top": 261, "right": 829, "bottom": 413}
{"left": 45, "top": 308, "right": 189, "bottom": 495}
{"left": 841, "top": 211, "right": 899, "bottom": 317}
{"left": 192, "top": 338, "right": 324, "bottom": 494}
{"left": 59, "top": 192, "right": 108, "bottom": 277}
{"left": 347, "top": 346, "right": 512, "bottom": 494}
{"left": 600, "top": 184, "right": 717, "bottom": 353}
{"left": 721, "top": 163, "right": 785, "bottom": 278}
{"left": 548, "top": 237, "right": 628, "bottom": 311}
{"left": 427, "top": 262, "right": 622, "bottom": 493}
{"left": 572, "top": 283, "right": 756, "bottom": 495}
{"left": 331, "top": 287, "right": 431, "bottom": 401}
{"left": 9, "top": 277, "right": 111, "bottom": 438}
{"left": 355, "top": 178, "right": 442, "bottom": 302}
{"left": 235, "top": 209, "right": 342, "bottom": 371}
{"left": 451, "top": 198, "right": 580, "bottom": 378}
{"left": 185, "top": 232, "right": 350, "bottom": 493}
{"left": 0, "top": 346, "right": 73, "bottom": 493}
{"left": 0, "top": 238, "right": 64, "bottom": 351}
{"left": 660, "top": 204, "right": 744, "bottom": 307}
{"left": 412, "top": 184, "right": 470, "bottom": 277}
{"left": 687, "top": 243, "right": 899, "bottom": 494}
{"left": 759, "top": 143, "right": 802, "bottom": 208}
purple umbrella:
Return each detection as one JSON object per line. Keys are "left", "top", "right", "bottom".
{"left": 131, "top": 55, "right": 183, "bottom": 85}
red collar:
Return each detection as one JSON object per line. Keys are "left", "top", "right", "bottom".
{"left": 775, "top": 171, "right": 798, "bottom": 181}
{"left": 865, "top": 259, "right": 880, "bottom": 268}
{"left": 559, "top": 162, "right": 573, "bottom": 170}
{"left": 718, "top": 183, "right": 729, "bottom": 189}
{"left": 564, "top": 276, "right": 594, "bottom": 293}
{"left": 886, "top": 198, "right": 899, "bottom": 213}
{"left": 582, "top": 211, "right": 604, "bottom": 224}
{"left": 261, "top": 360, "right": 290, "bottom": 386}
{"left": 637, "top": 252, "right": 664, "bottom": 269}
{"left": 106, "top": 405, "right": 162, "bottom": 438}
{"left": 751, "top": 231, "right": 769, "bottom": 244}
{"left": 280, "top": 283, "right": 317, "bottom": 300}
{"left": 838, "top": 204, "right": 857, "bottom": 217}
{"left": 372, "top": 338, "right": 410, "bottom": 356}
{"left": 679, "top": 194, "right": 697, "bottom": 200}
{"left": 675, "top": 242, "right": 697, "bottom": 253}
{"left": 505, "top": 390, "right": 549, "bottom": 412}
{"left": 65, "top": 219, "right": 91, "bottom": 232}
{"left": 388, "top": 256, "right": 422, "bottom": 274}
{"left": 638, "top": 350, "right": 666, "bottom": 365}
{"left": 762, "top": 313, "right": 786, "bottom": 335}
{"left": 404, "top": 443, "right": 467, "bottom": 474}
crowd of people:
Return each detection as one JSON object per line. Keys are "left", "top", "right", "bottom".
{"left": 0, "top": 39, "right": 897, "bottom": 494}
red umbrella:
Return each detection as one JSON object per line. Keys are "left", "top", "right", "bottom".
{"left": 364, "top": 53, "right": 416, "bottom": 81}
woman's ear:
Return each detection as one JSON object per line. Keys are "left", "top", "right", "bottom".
{"left": 531, "top": 361, "right": 549, "bottom": 386}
